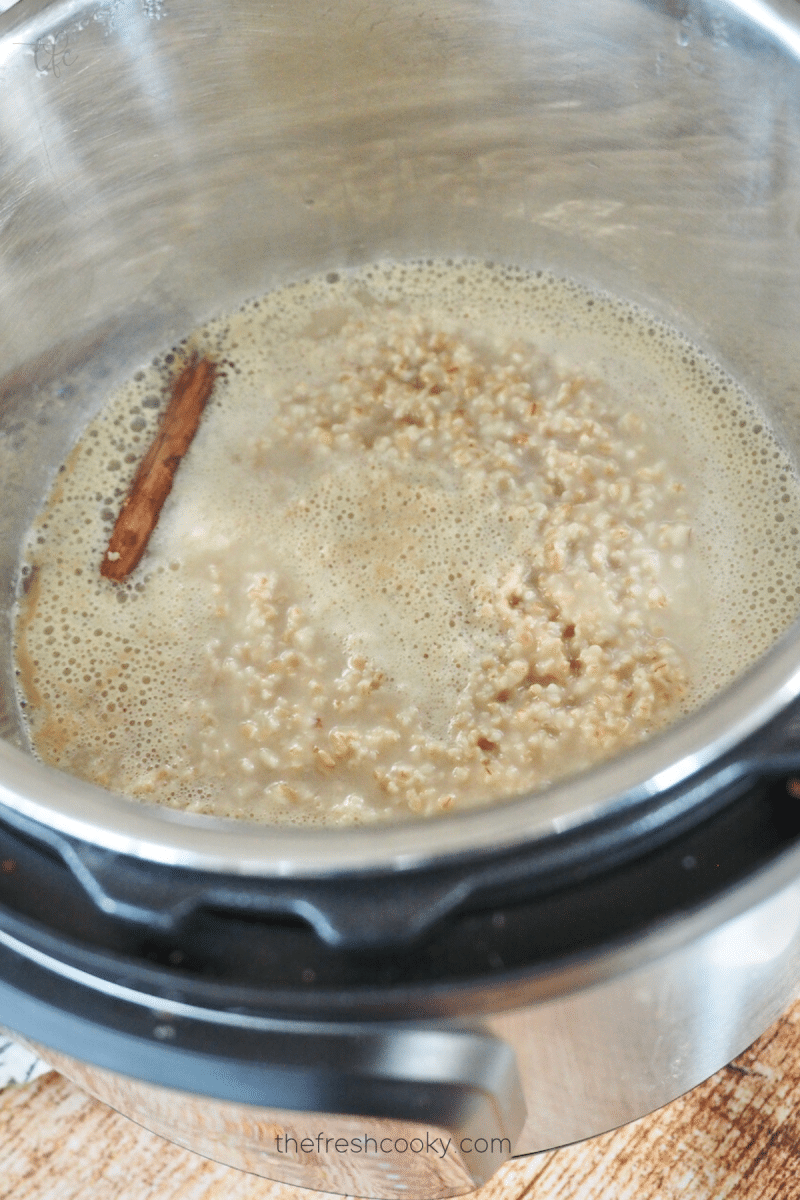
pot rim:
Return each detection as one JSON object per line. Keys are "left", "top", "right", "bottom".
{"left": 3, "top": 0, "right": 800, "bottom": 881}
{"left": 1, "top": 618, "right": 799, "bottom": 878}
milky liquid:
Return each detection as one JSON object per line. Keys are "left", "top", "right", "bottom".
{"left": 13, "top": 261, "right": 800, "bottom": 824}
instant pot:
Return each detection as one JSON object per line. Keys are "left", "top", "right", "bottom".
{"left": 4, "top": 0, "right": 800, "bottom": 1194}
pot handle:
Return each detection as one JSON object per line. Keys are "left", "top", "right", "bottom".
{"left": 204, "top": 1021, "right": 529, "bottom": 1193}
{"left": 2, "top": 982, "right": 527, "bottom": 1197}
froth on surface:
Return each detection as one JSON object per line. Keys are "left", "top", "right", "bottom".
{"left": 13, "top": 260, "right": 800, "bottom": 825}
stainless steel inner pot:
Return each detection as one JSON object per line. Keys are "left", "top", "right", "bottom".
{"left": 4, "top": 0, "right": 800, "bottom": 1196}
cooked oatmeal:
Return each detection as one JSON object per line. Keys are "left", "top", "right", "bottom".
{"left": 14, "top": 261, "right": 800, "bottom": 824}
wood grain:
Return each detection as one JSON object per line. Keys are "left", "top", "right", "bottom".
{"left": 2, "top": 998, "right": 800, "bottom": 1200}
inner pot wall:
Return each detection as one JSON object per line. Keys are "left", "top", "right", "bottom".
{"left": 2, "top": 0, "right": 800, "bottom": 878}
{"left": 3, "top": 0, "right": 800, "bottom": 1193}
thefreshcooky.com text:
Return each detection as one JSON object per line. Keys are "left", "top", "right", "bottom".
{"left": 274, "top": 1133, "right": 511, "bottom": 1160}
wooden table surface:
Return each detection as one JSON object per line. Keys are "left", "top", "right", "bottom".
{"left": 1, "top": 998, "right": 799, "bottom": 1200}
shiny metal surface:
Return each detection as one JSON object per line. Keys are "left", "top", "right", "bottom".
{"left": 5, "top": 851, "right": 800, "bottom": 1195}
{"left": 3, "top": 1, "right": 800, "bottom": 1195}
{"left": 0, "top": 1037, "right": 514, "bottom": 1197}
{"left": 9, "top": 1026, "right": 526, "bottom": 1196}
{"left": 2, "top": 0, "right": 800, "bottom": 875}
{"left": 491, "top": 871, "right": 800, "bottom": 1151}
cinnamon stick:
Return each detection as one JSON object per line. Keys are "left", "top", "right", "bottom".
{"left": 101, "top": 352, "right": 217, "bottom": 582}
